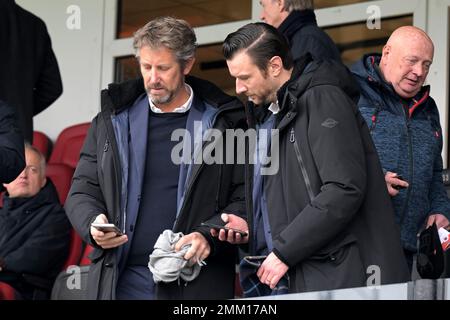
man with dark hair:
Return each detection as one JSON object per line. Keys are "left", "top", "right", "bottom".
{"left": 66, "top": 17, "right": 246, "bottom": 300}
{"left": 219, "top": 22, "right": 409, "bottom": 295}
{"left": 0, "top": 144, "right": 71, "bottom": 299}
{"left": 0, "top": 0, "right": 63, "bottom": 143}
{"left": 259, "top": 0, "right": 341, "bottom": 62}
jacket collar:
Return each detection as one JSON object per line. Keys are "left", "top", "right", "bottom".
{"left": 2, "top": 180, "right": 59, "bottom": 212}
{"left": 101, "top": 75, "right": 237, "bottom": 114}
{"left": 353, "top": 53, "right": 431, "bottom": 110}
{"left": 278, "top": 9, "right": 317, "bottom": 41}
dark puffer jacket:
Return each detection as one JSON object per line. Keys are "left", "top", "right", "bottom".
{"left": 351, "top": 54, "right": 450, "bottom": 252}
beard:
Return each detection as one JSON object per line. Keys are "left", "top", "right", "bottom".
{"left": 145, "top": 81, "right": 184, "bottom": 106}
{"left": 149, "top": 89, "right": 174, "bottom": 105}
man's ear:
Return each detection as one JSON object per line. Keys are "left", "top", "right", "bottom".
{"left": 278, "top": 0, "right": 286, "bottom": 11}
{"left": 381, "top": 44, "right": 390, "bottom": 61}
{"left": 268, "top": 56, "right": 283, "bottom": 76}
{"left": 41, "top": 176, "right": 47, "bottom": 188}
{"left": 183, "top": 57, "right": 196, "bottom": 75}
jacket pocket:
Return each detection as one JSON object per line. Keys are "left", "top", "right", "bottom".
{"left": 297, "top": 233, "right": 366, "bottom": 292}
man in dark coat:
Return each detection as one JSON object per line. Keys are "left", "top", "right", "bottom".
{"left": 0, "top": 100, "right": 25, "bottom": 184}
{"left": 351, "top": 26, "right": 450, "bottom": 271}
{"left": 259, "top": 0, "right": 341, "bottom": 62}
{"left": 65, "top": 17, "right": 246, "bottom": 300}
{"left": 221, "top": 22, "right": 409, "bottom": 295}
{"left": 0, "top": 0, "right": 63, "bottom": 143}
{"left": 0, "top": 144, "right": 71, "bottom": 299}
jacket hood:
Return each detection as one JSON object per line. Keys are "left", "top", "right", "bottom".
{"left": 351, "top": 53, "right": 431, "bottom": 105}
{"left": 351, "top": 53, "right": 382, "bottom": 82}
{"left": 101, "top": 75, "right": 237, "bottom": 114}
{"left": 278, "top": 55, "right": 360, "bottom": 109}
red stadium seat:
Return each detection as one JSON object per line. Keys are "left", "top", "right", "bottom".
{"left": 45, "top": 163, "right": 74, "bottom": 205}
{"left": 32, "top": 131, "right": 52, "bottom": 161}
{"left": 79, "top": 245, "right": 94, "bottom": 266}
{"left": 49, "top": 123, "right": 90, "bottom": 169}
{"left": 0, "top": 282, "right": 18, "bottom": 300}
{"left": 62, "top": 229, "right": 85, "bottom": 270}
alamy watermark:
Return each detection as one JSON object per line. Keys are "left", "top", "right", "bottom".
{"left": 366, "top": 5, "right": 381, "bottom": 30}
{"left": 170, "top": 121, "right": 280, "bottom": 175}
{"left": 66, "top": 5, "right": 81, "bottom": 30}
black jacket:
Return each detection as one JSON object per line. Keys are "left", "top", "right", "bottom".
{"left": 246, "top": 56, "right": 410, "bottom": 293}
{"left": 0, "top": 0, "right": 62, "bottom": 142}
{"left": 0, "top": 100, "right": 25, "bottom": 184}
{"left": 0, "top": 180, "right": 71, "bottom": 280}
{"left": 278, "top": 10, "right": 341, "bottom": 62}
{"left": 65, "top": 76, "right": 247, "bottom": 299}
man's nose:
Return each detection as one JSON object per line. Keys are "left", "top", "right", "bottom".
{"left": 412, "top": 63, "right": 425, "bottom": 77}
{"left": 148, "top": 69, "right": 160, "bottom": 84}
{"left": 236, "top": 79, "right": 247, "bottom": 95}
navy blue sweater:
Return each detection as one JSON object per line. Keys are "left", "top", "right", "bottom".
{"left": 127, "top": 110, "right": 188, "bottom": 265}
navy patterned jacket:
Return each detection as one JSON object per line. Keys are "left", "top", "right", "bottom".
{"left": 351, "top": 54, "right": 450, "bottom": 252}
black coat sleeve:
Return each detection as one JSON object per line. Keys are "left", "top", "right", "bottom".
{"left": 273, "top": 85, "right": 367, "bottom": 266}
{"left": 33, "top": 23, "right": 63, "bottom": 116}
{"left": 65, "top": 116, "right": 107, "bottom": 246}
{"left": 0, "top": 100, "right": 25, "bottom": 184}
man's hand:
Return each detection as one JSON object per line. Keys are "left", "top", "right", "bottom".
{"left": 210, "top": 213, "right": 249, "bottom": 244}
{"left": 175, "top": 232, "right": 210, "bottom": 265}
{"left": 385, "top": 171, "right": 409, "bottom": 196}
{"left": 257, "top": 252, "right": 289, "bottom": 290}
{"left": 90, "top": 214, "right": 128, "bottom": 249}
{"left": 427, "top": 213, "right": 450, "bottom": 229}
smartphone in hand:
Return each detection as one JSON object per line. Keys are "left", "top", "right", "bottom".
{"left": 392, "top": 175, "right": 408, "bottom": 190}
{"left": 91, "top": 223, "right": 124, "bottom": 236}
{"left": 201, "top": 222, "right": 248, "bottom": 237}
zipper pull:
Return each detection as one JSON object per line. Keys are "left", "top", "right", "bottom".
{"left": 103, "top": 140, "right": 109, "bottom": 152}
{"left": 290, "top": 128, "right": 295, "bottom": 143}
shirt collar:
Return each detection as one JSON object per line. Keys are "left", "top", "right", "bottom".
{"left": 148, "top": 84, "right": 193, "bottom": 113}
{"left": 268, "top": 101, "right": 280, "bottom": 114}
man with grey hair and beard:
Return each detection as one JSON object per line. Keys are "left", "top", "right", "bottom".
{"left": 259, "top": 0, "right": 341, "bottom": 61}
{"left": 66, "top": 17, "right": 247, "bottom": 299}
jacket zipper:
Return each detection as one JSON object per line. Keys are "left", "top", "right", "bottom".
{"left": 399, "top": 106, "right": 413, "bottom": 225}
{"left": 290, "top": 127, "right": 314, "bottom": 202}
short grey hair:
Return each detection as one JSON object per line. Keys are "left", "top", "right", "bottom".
{"left": 133, "top": 16, "right": 197, "bottom": 68}
{"left": 24, "top": 143, "right": 46, "bottom": 177}
{"left": 282, "top": 0, "right": 314, "bottom": 12}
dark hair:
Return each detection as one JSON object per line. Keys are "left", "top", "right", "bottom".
{"left": 223, "top": 22, "right": 293, "bottom": 73}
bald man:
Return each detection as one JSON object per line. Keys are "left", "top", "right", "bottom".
{"left": 351, "top": 26, "right": 450, "bottom": 272}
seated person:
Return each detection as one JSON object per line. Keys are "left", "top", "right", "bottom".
{"left": 0, "top": 144, "right": 71, "bottom": 299}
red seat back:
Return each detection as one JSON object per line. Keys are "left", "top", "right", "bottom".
{"left": 0, "top": 282, "right": 17, "bottom": 300}
{"left": 62, "top": 229, "right": 84, "bottom": 270}
{"left": 79, "top": 245, "right": 94, "bottom": 266}
{"left": 49, "top": 123, "right": 90, "bottom": 169}
{"left": 46, "top": 163, "right": 74, "bottom": 205}
{"left": 32, "top": 131, "right": 52, "bottom": 161}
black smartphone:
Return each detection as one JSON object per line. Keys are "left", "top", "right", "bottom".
{"left": 201, "top": 222, "right": 248, "bottom": 237}
{"left": 392, "top": 175, "right": 408, "bottom": 190}
{"left": 91, "top": 223, "right": 124, "bottom": 236}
